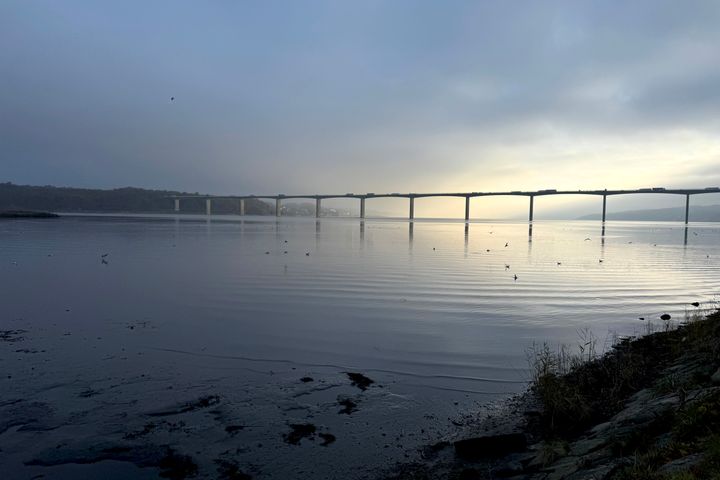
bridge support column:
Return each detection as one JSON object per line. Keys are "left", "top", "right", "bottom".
{"left": 685, "top": 194, "right": 690, "bottom": 224}
{"left": 239, "top": 199, "right": 245, "bottom": 216}
{"left": 316, "top": 198, "right": 321, "bottom": 218}
{"left": 528, "top": 195, "right": 534, "bottom": 222}
{"left": 205, "top": 199, "right": 212, "bottom": 216}
{"left": 409, "top": 197, "right": 415, "bottom": 220}
{"left": 601, "top": 194, "right": 607, "bottom": 223}
{"left": 174, "top": 198, "right": 180, "bottom": 212}
{"left": 360, "top": 198, "right": 366, "bottom": 219}
{"left": 464, "top": 196, "right": 470, "bottom": 221}
{"left": 276, "top": 198, "right": 281, "bottom": 217}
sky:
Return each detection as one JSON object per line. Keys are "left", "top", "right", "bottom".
{"left": 2, "top": 1, "right": 720, "bottom": 217}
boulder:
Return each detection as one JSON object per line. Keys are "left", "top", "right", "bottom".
{"left": 711, "top": 367, "right": 720, "bottom": 385}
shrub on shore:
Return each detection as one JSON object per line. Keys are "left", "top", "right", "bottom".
{"left": 528, "top": 309, "right": 720, "bottom": 479}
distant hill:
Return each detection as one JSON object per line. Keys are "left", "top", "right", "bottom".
{"left": 578, "top": 204, "right": 720, "bottom": 222}
{"left": 0, "top": 182, "right": 356, "bottom": 216}
{"left": 0, "top": 182, "right": 274, "bottom": 215}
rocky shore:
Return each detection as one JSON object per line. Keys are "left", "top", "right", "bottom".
{"left": 385, "top": 309, "right": 720, "bottom": 480}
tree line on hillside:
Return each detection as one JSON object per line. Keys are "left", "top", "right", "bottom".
{"left": 0, "top": 182, "right": 274, "bottom": 215}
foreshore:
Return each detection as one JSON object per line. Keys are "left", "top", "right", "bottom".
{"left": 385, "top": 309, "right": 720, "bottom": 480}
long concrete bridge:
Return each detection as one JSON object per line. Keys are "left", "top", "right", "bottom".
{"left": 170, "top": 187, "right": 720, "bottom": 224}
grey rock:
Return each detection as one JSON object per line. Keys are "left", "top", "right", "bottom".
{"left": 711, "top": 367, "right": 720, "bottom": 385}
{"left": 545, "top": 456, "right": 579, "bottom": 479}
{"left": 493, "top": 460, "right": 524, "bottom": 477}
{"left": 656, "top": 453, "right": 703, "bottom": 476}
{"left": 564, "top": 461, "right": 620, "bottom": 480}
{"left": 570, "top": 436, "right": 607, "bottom": 456}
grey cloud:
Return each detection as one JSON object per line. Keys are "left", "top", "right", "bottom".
{"left": 2, "top": 1, "right": 720, "bottom": 194}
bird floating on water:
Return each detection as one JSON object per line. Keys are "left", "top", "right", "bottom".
{"left": 513, "top": 274, "right": 518, "bottom": 281}
{"left": 691, "top": 302, "right": 700, "bottom": 307}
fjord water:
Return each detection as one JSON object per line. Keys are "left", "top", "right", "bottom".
{"left": 1, "top": 215, "right": 718, "bottom": 479}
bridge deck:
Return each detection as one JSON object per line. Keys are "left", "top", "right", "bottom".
{"left": 169, "top": 188, "right": 720, "bottom": 200}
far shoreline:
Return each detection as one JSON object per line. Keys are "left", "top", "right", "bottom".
{"left": 0, "top": 210, "right": 59, "bottom": 219}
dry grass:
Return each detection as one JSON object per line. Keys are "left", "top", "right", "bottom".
{"left": 527, "top": 308, "right": 720, "bottom": 438}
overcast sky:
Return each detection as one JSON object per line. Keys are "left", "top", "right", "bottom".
{"left": 2, "top": 1, "right": 720, "bottom": 216}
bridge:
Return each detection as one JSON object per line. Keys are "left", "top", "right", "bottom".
{"left": 170, "top": 187, "right": 720, "bottom": 225}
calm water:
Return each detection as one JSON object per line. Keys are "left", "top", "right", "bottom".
{"left": 1, "top": 215, "right": 718, "bottom": 479}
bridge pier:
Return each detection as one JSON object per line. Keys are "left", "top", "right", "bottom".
{"left": 409, "top": 197, "right": 415, "bottom": 220}
{"left": 464, "top": 196, "right": 470, "bottom": 221}
{"left": 360, "top": 198, "right": 366, "bottom": 219}
{"left": 276, "top": 198, "right": 281, "bottom": 217}
{"left": 601, "top": 194, "right": 607, "bottom": 223}
{"left": 239, "top": 199, "right": 245, "bottom": 216}
{"left": 205, "top": 199, "right": 212, "bottom": 216}
{"left": 174, "top": 198, "right": 180, "bottom": 212}
{"left": 528, "top": 195, "right": 534, "bottom": 222}
{"left": 685, "top": 194, "right": 690, "bottom": 224}
{"left": 316, "top": 198, "right": 321, "bottom": 218}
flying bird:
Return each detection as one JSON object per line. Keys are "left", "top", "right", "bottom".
{"left": 170, "top": 96, "right": 175, "bottom": 101}
{"left": 505, "top": 242, "right": 509, "bottom": 247}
